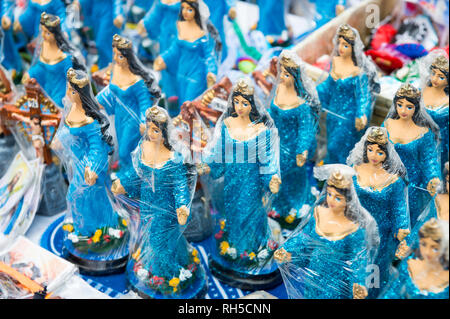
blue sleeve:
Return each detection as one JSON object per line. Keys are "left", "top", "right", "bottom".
{"left": 296, "top": 105, "right": 318, "bottom": 155}
{"left": 355, "top": 74, "right": 373, "bottom": 120}
{"left": 173, "top": 161, "right": 191, "bottom": 209}
{"left": 85, "top": 122, "right": 109, "bottom": 177}
{"left": 116, "top": 164, "right": 141, "bottom": 199}
{"left": 282, "top": 217, "right": 314, "bottom": 267}
{"left": 135, "top": 81, "right": 152, "bottom": 123}
{"left": 27, "top": 63, "right": 42, "bottom": 81}
{"left": 420, "top": 131, "right": 441, "bottom": 183}
{"left": 201, "top": 36, "right": 218, "bottom": 76}
{"left": 349, "top": 230, "right": 371, "bottom": 290}
{"left": 96, "top": 86, "right": 115, "bottom": 116}
{"left": 1, "top": 0, "right": 14, "bottom": 20}
{"left": 160, "top": 40, "right": 180, "bottom": 74}
{"left": 259, "top": 128, "right": 279, "bottom": 191}
{"left": 226, "top": 0, "right": 236, "bottom": 10}
{"left": 205, "top": 125, "right": 225, "bottom": 180}
{"left": 113, "top": 0, "right": 125, "bottom": 17}
{"left": 392, "top": 178, "right": 410, "bottom": 235}
{"left": 18, "top": 6, "right": 36, "bottom": 38}
{"left": 317, "top": 76, "right": 332, "bottom": 110}
{"left": 142, "top": 2, "right": 162, "bottom": 40}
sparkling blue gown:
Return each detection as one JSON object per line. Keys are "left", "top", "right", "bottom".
{"left": 353, "top": 175, "right": 409, "bottom": 296}
{"left": 96, "top": 78, "right": 154, "bottom": 170}
{"left": 117, "top": 149, "right": 206, "bottom": 298}
{"left": 207, "top": 123, "right": 280, "bottom": 275}
{"left": 79, "top": 0, "right": 124, "bottom": 68}
{"left": 160, "top": 31, "right": 218, "bottom": 109}
{"left": 1, "top": 0, "right": 22, "bottom": 72}
{"left": 381, "top": 255, "right": 449, "bottom": 299}
{"left": 18, "top": 0, "right": 68, "bottom": 39}
{"left": 141, "top": 0, "right": 180, "bottom": 98}
{"left": 28, "top": 54, "right": 73, "bottom": 108}
{"left": 280, "top": 208, "right": 370, "bottom": 299}
{"left": 317, "top": 72, "right": 373, "bottom": 164}
{"left": 268, "top": 99, "right": 318, "bottom": 229}
{"left": 257, "top": 0, "right": 286, "bottom": 37}
{"left": 383, "top": 124, "right": 441, "bottom": 228}
{"left": 426, "top": 104, "right": 449, "bottom": 171}
{"left": 58, "top": 119, "right": 128, "bottom": 261}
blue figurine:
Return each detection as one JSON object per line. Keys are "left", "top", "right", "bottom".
{"left": 153, "top": 0, "right": 221, "bottom": 114}
{"left": 317, "top": 24, "right": 380, "bottom": 165}
{"left": 15, "top": 0, "right": 68, "bottom": 40}
{"left": 347, "top": 126, "right": 410, "bottom": 297}
{"left": 383, "top": 83, "right": 441, "bottom": 228}
{"left": 274, "top": 164, "right": 380, "bottom": 299}
{"left": 381, "top": 218, "right": 449, "bottom": 299}
{"left": 138, "top": 0, "right": 181, "bottom": 99}
{"left": 1, "top": 0, "right": 23, "bottom": 73}
{"left": 198, "top": 78, "right": 283, "bottom": 290}
{"left": 24, "top": 12, "right": 84, "bottom": 109}
{"left": 76, "top": 0, "right": 125, "bottom": 69}
{"left": 112, "top": 105, "right": 207, "bottom": 299}
{"left": 310, "top": 0, "right": 347, "bottom": 28}
{"left": 256, "top": 0, "right": 287, "bottom": 41}
{"left": 97, "top": 34, "right": 161, "bottom": 172}
{"left": 54, "top": 68, "right": 129, "bottom": 274}
{"left": 267, "top": 50, "right": 320, "bottom": 231}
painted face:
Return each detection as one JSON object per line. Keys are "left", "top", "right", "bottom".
{"left": 66, "top": 83, "right": 81, "bottom": 105}
{"left": 366, "top": 143, "right": 386, "bottom": 167}
{"left": 181, "top": 2, "right": 195, "bottom": 21}
{"left": 146, "top": 121, "right": 163, "bottom": 143}
{"left": 280, "top": 66, "right": 294, "bottom": 86}
{"left": 113, "top": 47, "right": 128, "bottom": 67}
{"left": 326, "top": 186, "right": 347, "bottom": 212}
{"left": 430, "top": 68, "right": 447, "bottom": 89}
{"left": 41, "top": 25, "right": 55, "bottom": 43}
{"left": 396, "top": 98, "right": 415, "bottom": 120}
{"left": 233, "top": 95, "right": 252, "bottom": 118}
{"left": 338, "top": 37, "right": 352, "bottom": 59}
{"left": 31, "top": 118, "right": 41, "bottom": 128}
{"left": 419, "top": 237, "right": 441, "bottom": 264}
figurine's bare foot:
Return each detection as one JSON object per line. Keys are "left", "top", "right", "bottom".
{"left": 269, "top": 175, "right": 281, "bottom": 194}
{"left": 274, "top": 248, "right": 291, "bottom": 263}
{"left": 427, "top": 177, "right": 440, "bottom": 197}
{"left": 352, "top": 284, "right": 368, "bottom": 299}
{"left": 176, "top": 205, "right": 190, "bottom": 225}
{"left": 111, "top": 179, "right": 126, "bottom": 195}
{"left": 397, "top": 228, "right": 410, "bottom": 242}
{"left": 296, "top": 151, "right": 308, "bottom": 167}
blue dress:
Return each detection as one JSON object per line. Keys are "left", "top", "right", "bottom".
{"left": 96, "top": 78, "right": 154, "bottom": 170}
{"left": 28, "top": 54, "right": 73, "bottom": 108}
{"left": 317, "top": 71, "right": 373, "bottom": 164}
{"left": 310, "top": 0, "right": 347, "bottom": 28}
{"left": 383, "top": 124, "right": 441, "bottom": 228}
{"left": 58, "top": 119, "right": 128, "bottom": 261}
{"left": 18, "top": 0, "right": 68, "bottom": 39}
{"left": 79, "top": 0, "right": 124, "bottom": 68}
{"left": 117, "top": 149, "right": 206, "bottom": 298}
{"left": 1, "top": 0, "right": 22, "bottom": 72}
{"left": 353, "top": 175, "right": 409, "bottom": 296}
{"left": 141, "top": 0, "right": 180, "bottom": 98}
{"left": 426, "top": 104, "right": 449, "bottom": 171}
{"left": 257, "top": 0, "right": 286, "bottom": 37}
{"left": 381, "top": 255, "right": 449, "bottom": 299}
{"left": 268, "top": 99, "right": 318, "bottom": 229}
{"left": 207, "top": 123, "right": 280, "bottom": 275}
{"left": 280, "top": 207, "right": 370, "bottom": 299}
{"left": 160, "top": 31, "right": 218, "bottom": 110}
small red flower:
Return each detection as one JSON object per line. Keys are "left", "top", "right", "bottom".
{"left": 133, "top": 262, "right": 142, "bottom": 272}
{"left": 151, "top": 276, "right": 164, "bottom": 286}
{"left": 268, "top": 210, "right": 280, "bottom": 218}
{"left": 268, "top": 240, "right": 279, "bottom": 251}
{"left": 214, "top": 230, "right": 224, "bottom": 240}
{"left": 119, "top": 231, "right": 124, "bottom": 238}
{"left": 87, "top": 239, "right": 93, "bottom": 245}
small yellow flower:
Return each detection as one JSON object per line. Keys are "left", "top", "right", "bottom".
{"left": 220, "top": 220, "right": 226, "bottom": 230}
{"left": 285, "top": 215, "right": 295, "bottom": 224}
{"left": 193, "top": 257, "right": 200, "bottom": 264}
{"left": 132, "top": 248, "right": 141, "bottom": 260}
{"left": 62, "top": 224, "right": 74, "bottom": 233}
{"left": 92, "top": 229, "right": 102, "bottom": 243}
{"left": 192, "top": 249, "right": 198, "bottom": 257}
{"left": 249, "top": 252, "right": 256, "bottom": 260}
{"left": 122, "top": 219, "right": 128, "bottom": 227}
{"left": 219, "top": 242, "right": 230, "bottom": 255}
{"left": 169, "top": 278, "right": 180, "bottom": 288}
{"left": 90, "top": 64, "right": 99, "bottom": 73}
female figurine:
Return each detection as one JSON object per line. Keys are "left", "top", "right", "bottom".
{"left": 53, "top": 68, "right": 129, "bottom": 274}
{"left": 256, "top": 0, "right": 287, "bottom": 42}
{"left": 23, "top": 12, "right": 84, "bottom": 109}
{"left": 382, "top": 83, "right": 441, "bottom": 228}
{"left": 347, "top": 126, "right": 410, "bottom": 296}
{"left": 96, "top": 34, "right": 161, "bottom": 171}
{"left": 198, "top": 78, "right": 282, "bottom": 289}
{"left": 153, "top": 0, "right": 221, "bottom": 113}
{"left": 111, "top": 106, "right": 207, "bottom": 299}
{"left": 274, "top": 164, "right": 380, "bottom": 299}
{"left": 317, "top": 24, "right": 380, "bottom": 164}
{"left": 267, "top": 50, "right": 320, "bottom": 231}
{"left": 75, "top": 0, "right": 125, "bottom": 69}
{"left": 421, "top": 53, "right": 449, "bottom": 171}
{"left": 381, "top": 218, "right": 449, "bottom": 299}
{"left": 1, "top": 0, "right": 23, "bottom": 73}
{"left": 137, "top": 0, "right": 181, "bottom": 99}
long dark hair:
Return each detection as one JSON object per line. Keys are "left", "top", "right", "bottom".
{"left": 428, "top": 65, "right": 449, "bottom": 96}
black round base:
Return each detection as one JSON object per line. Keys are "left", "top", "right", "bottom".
{"left": 209, "top": 259, "right": 283, "bottom": 291}
{"left": 65, "top": 251, "right": 129, "bottom": 276}
{"left": 127, "top": 281, "right": 208, "bottom": 300}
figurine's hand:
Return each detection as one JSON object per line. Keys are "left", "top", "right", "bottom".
{"left": 207, "top": 73, "right": 216, "bottom": 89}
{"left": 336, "top": 4, "right": 345, "bottom": 15}
{"left": 176, "top": 205, "right": 190, "bottom": 226}
{"left": 395, "top": 240, "right": 410, "bottom": 260}
{"left": 84, "top": 167, "right": 98, "bottom": 186}
{"left": 427, "top": 177, "right": 440, "bottom": 197}
{"left": 352, "top": 284, "right": 368, "bottom": 299}
{"left": 269, "top": 175, "right": 282, "bottom": 194}
{"left": 228, "top": 7, "right": 237, "bottom": 20}
{"left": 111, "top": 179, "right": 126, "bottom": 195}
{"left": 355, "top": 115, "right": 367, "bottom": 131}
{"left": 296, "top": 151, "right": 308, "bottom": 167}
{"left": 273, "top": 248, "right": 291, "bottom": 263}
{"left": 136, "top": 20, "right": 147, "bottom": 37}
{"left": 196, "top": 163, "right": 211, "bottom": 176}
{"left": 397, "top": 229, "right": 410, "bottom": 242}
{"left": 1, "top": 16, "right": 11, "bottom": 30}
{"left": 113, "top": 15, "right": 124, "bottom": 29}
{"left": 139, "top": 123, "right": 146, "bottom": 136}
{"left": 21, "top": 72, "right": 30, "bottom": 84}
{"left": 153, "top": 56, "right": 166, "bottom": 72}
{"left": 13, "top": 20, "right": 22, "bottom": 33}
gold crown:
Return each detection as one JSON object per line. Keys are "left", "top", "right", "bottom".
{"left": 235, "top": 78, "right": 254, "bottom": 96}
{"left": 367, "top": 127, "right": 388, "bottom": 145}
{"left": 431, "top": 55, "right": 449, "bottom": 73}
{"left": 40, "top": 12, "right": 60, "bottom": 28}
{"left": 67, "top": 68, "right": 89, "bottom": 88}
{"left": 112, "top": 34, "right": 132, "bottom": 49}
{"left": 280, "top": 55, "right": 299, "bottom": 69}
{"left": 395, "top": 83, "right": 420, "bottom": 99}
{"left": 420, "top": 218, "right": 443, "bottom": 242}
{"left": 146, "top": 106, "right": 168, "bottom": 123}
{"left": 328, "top": 171, "right": 351, "bottom": 189}
{"left": 337, "top": 24, "right": 356, "bottom": 41}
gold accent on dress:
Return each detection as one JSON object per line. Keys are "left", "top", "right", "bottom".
{"left": 431, "top": 55, "right": 449, "bottom": 73}
{"left": 65, "top": 117, "right": 94, "bottom": 128}
{"left": 39, "top": 53, "right": 67, "bottom": 65}
{"left": 337, "top": 24, "right": 356, "bottom": 41}
{"left": 367, "top": 127, "right": 388, "bottom": 145}
{"left": 395, "top": 83, "right": 420, "bottom": 100}
{"left": 328, "top": 171, "right": 352, "bottom": 189}
{"left": 112, "top": 34, "right": 132, "bottom": 50}
{"left": 40, "top": 12, "right": 60, "bottom": 28}
{"left": 67, "top": 68, "right": 89, "bottom": 88}
{"left": 235, "top": 78, "right": 254, "bottom": 96}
